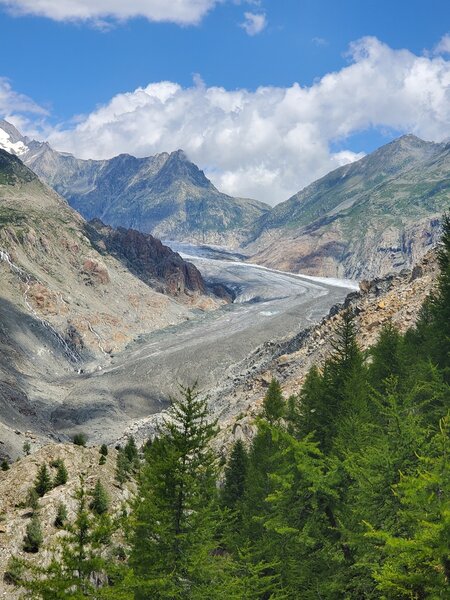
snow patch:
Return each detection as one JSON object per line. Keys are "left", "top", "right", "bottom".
{"left": 0, "top": 128, "right": 28, "bottom": 156}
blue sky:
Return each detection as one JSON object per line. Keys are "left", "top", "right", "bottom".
{"left": 0, "top": 0, "right": 449, "bottom": 203}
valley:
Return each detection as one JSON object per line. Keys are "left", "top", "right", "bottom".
{"left": 36, "top": 243, "right": 355, "bottom": 447}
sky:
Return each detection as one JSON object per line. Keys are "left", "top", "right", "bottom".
{"left": 0, "top": 0, "right": 449, "bottom": 204}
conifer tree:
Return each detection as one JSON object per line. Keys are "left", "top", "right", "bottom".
{"left": 130, "top": 385, "right": 221, "bottom": 599}
{"left": 17, "top": 478, "right": 114, "bottom": 597}
{"left": 23, "top": 514, "right": 43, "bottom": 553}
{"left": 429, "top": 213, "right": 450, "bottom": 376}
{"left": 1, "top": 459, "right": 9, "bottom": 471}
{"left": 53, "top": 459, "right": 68, "bottom": 487}
{"left": 367, "top": 414, "right": 450, "bottom": 598}
{"left": 115, "top": 447, "right": 130, "bottom": 486}
{"left": 124, "top": 436, "right": 138, "bottom": 464}
{"left": 90, "top": 479, "right": 109, "bottom": 515}
{"left": 368, "top": 321, "right": 405, "bottom": 393}
{"left": 222, "top": 439, "right": 248, "bottom": 510}
{"left": 23, "top": 440, "right": 31, "bottom": 456}
{"left": 54, "top": 502, "right": 68, "bottom": 528}
{"left": 262, "top": 378, "right": 285, "bottom": 423}
{"left": 34, "top": 464, "right": 52, "bottom": 497}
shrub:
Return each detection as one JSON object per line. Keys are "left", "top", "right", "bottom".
{"left": 99, "top": 444, "right": 108, "bottom": 456}
{"left": 26, "top": 488, "right": 40, "bottom": 511}
{"left": 3, "top": 556, "right": 23, "bottom": 585}
{"left": 72, "top": 433, "right": 87, "bottom": 447}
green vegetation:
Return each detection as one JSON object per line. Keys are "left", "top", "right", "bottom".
{"left": 54, "top": 502, "right": 68, "bottom": 528}
{"left": 72, "top": 432, "right": 88, "bottom": 447}
{"left": 10, "top": 219, "right": 450, "bottom": 596}
{"left": 34, "top": 464, "right": 52, "bottom": 497}
{"left": 53, "top": 459, "right": 68, "bottom": 487}
{"left": 23, "top": 514, "right": 43, "bottom": 553}
{"left": 90, "top": 479, "right": 109, "bottom": 515}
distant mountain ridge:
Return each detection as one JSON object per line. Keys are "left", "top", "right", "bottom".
{"left": 246, "top": 134, "right": 450, "bottom": 279}
{"left": 2, "top": 120, "right": 449, "bottom": 279}
{"left": 0, "top": 120, "right": 269, "bottom": 247}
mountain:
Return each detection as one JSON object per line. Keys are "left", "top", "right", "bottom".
{"left": 0, "top": 150, "right": 220, "bottom": 456}
{"left": 0, "top": 120, "right": 269, "bottom": 247}
{"left": 247, "top": 135, "right": 449, "bottom": 279}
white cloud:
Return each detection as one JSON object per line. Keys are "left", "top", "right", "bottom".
{"left": 240, "top": 11, "right": 266, "bottom": 36}
{"left": 0, "top": 77, "right": 47, "bottom": 120}
{"left": 434, "top": 33, "right": 450, "bottom": 55}
{"left": 0, "top": 0, "right": 220, "bottom": 25}
{"left": 7, "top": 37, "right": 450, "bottom": 205}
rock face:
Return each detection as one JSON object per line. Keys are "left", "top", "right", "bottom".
{"left": 86, "top": 219, "right": 206, "bottom": 296}
{"left": 0, "top": 120, "right": 269, "bottom": 247}
{"left": 247, "top": 135, "right": 449, "bottom": 279}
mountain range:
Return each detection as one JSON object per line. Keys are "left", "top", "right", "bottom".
{"left": 0, "top": 149, "right": 225, "bottom": 454}
{"left": 1, "top": 119, "right": 449, "bottom": 280}
{"left": 0, "top": 120, "right": 269, "bottom": 247}
{"left": 246, "top": 134, "right": 449, "bottom": 278}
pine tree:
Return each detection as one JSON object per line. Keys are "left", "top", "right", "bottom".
{"left": 23, "top": 514, "right": 43, "bottom": 553}
{"left": 99, "top": 454, "right": 107, "bottom": 465}
{"left": 53, "top": 459, "right": 68, "bottom": 487}
{"left": 367, "top": 414, "right": 450, "bottom": 598}
{"left": 369, "top": 322, "right": 405, "bottom": 393}
{"left": 124, "top": 436, "right": 138, "bottom": 464}
{"left": 130, "top": 385, "right": 221, "bottom": 599}
{"left": 1, "top": 459, "right": 9, "bottom": 471}
{"left": 430, "top": 212, "right": 450, "bottom": 375}
{"left": 262, "top": 378, "right": 285, "bottom": 423}
{"left": 34, "top": 464, "right": 52, "bottom": 497}
{"left": 90, "top": 479, "right": 109, "bottom": 515}
{"left": 222, "top": 439, "right": 248, "bottom": 510}
{"left": 23, "top": 440, "right": 31, "bottom": 456}
{"left": 54, "top": 502, "right": 68, "bottom": 528}
{"left": 115, "top": 447, "right": 130, "bottom": 486}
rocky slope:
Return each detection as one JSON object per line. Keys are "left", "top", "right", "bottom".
{"left": 0, "top": 444, "right": 133, "bottom": 599}
{"left": 0, "top": 150, "right": 220, "bottom": 459}
{"left": 117, "top": 249, "right": 439, "bottom": 451}
{"left": 0, "top": 120, "right": 269, "bottom": 247}
{"left": 247, "top": 135, "right": 448, "bottom": 279}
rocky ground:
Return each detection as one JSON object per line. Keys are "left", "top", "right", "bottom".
{"left": 0, "top": 443, "right": 134, "bottom": 598}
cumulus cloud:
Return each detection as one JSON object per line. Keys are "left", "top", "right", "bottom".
{"left": 0, "top": 0, "right": 220, "bottom": 25}
{"left": 434, "top": 33, "right": 450, "bottom": 55}
{"left": 41, "top": 38, "right": 450, "bottom": 205}
{"left": 240, "top": 11, "right": 266, "bottom": 35}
